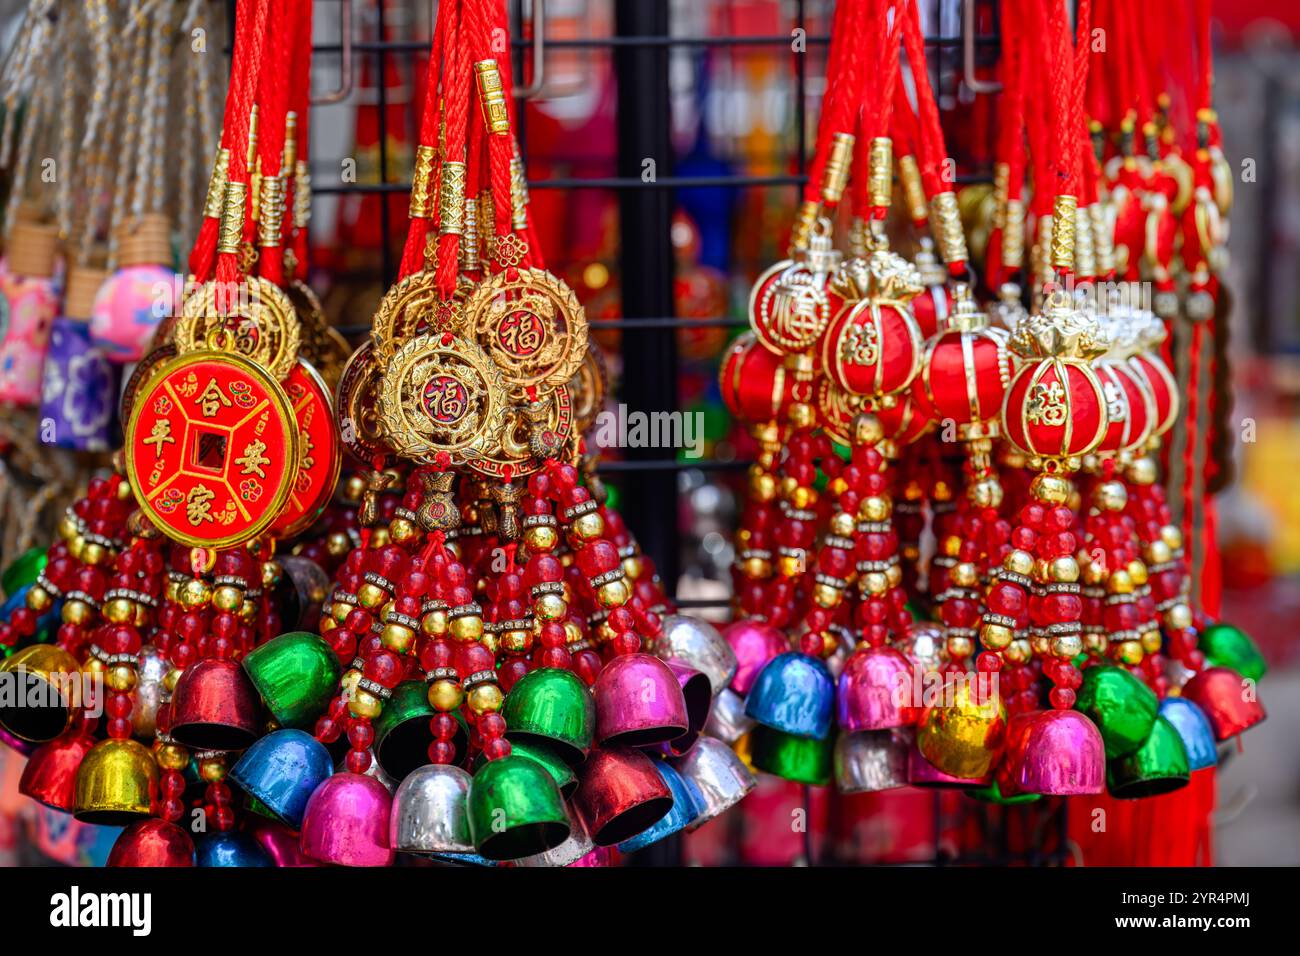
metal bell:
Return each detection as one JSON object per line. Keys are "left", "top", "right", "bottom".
{"left": 168, "top": 658, "right": 263, "bottom": 751}
{"left": 914, "top": 676, "right": 1006, "bottom": 780}
{"left": 73, "top": 737, "right": 159, "bottom": 825}
{"left": 749, "top": 723, "right": 833, "bottom": 785}
{"left": 1180, "top": 666, "right": 1266, "bottom": 741}
{"left": 704, "top": 686, "right": 755, "bottom": 744}
{"left": 744, "top": 652, "right": 834, "bottom": 739}
{"left": 616, "top": 760, "right": 703, "bottom": 854}
{"left": 1158, "top": 697, "right": 1217, "bottom": 771}
{"left": 244, "top": 815, "right": 321, "bottom": 866}
{"left": 837, "top": 645, "right": 918, "bottom": 731}
{"left": 1198, "top": 622, "right": 1267, "bottom": 683}
{"left": 655, "top": 614, "right": 738, "bottom": 694}
{"left": 373, "top": 680, "right": 468, "bottom": 782}
{"left": 242, "top": 631, "right": 342, "bottom": 730}
{"left": 997, "top": 709, "right": 1105, "bottom": 796}
{"left": 1075, "top": 664, "right": 1159, "bottom": 758}
{"left": 0, "top": 726, "right": 35, "bottom": 756}
{"left": 593, "top": 653, "right": 689, "bottom": 748}
{"left": 131, "top": 646, "right": 169, "bottom": 739}
{"left": 906, "top": 743, "right": 991, "bottom": 787}
{"left": 19, "top": 729, "right": 96, "bottom": 811}
{"left": 670, "top": 736, "right": 756, "bottom": 828}
{"left": 468, "top": 754, "right": 571, "bottom": 860}
{"left": 475, "top": 735, "right": 577, "bottom": 797}
{"left": 515, "top": 811, "right": 596, "bottom": 867}
{"left": 389, "top": 763, "right": 474, "bottom": 855}
{"left": 502, "top": 666, "right": 595, "bottom": 765}
{"left": 965, "top": 779, "right": 1042, "bottom": 805}
{"left": 723, "top": 620, "right": 789, "bottom": 695}
{"left": 0, "top": 643, "right": 79, "bottom": 743}
{"left": 196, "top": 830, "right": 275, "bottom": 867}
{"left": 573, "top": 746, "right": 673, "bottom": 847}
{"left": 107, "top": 819, "right": 195, "bottom": 867}
{"left": 299, "top": 772, "right": 396, "bottom": 867}
{"left": 655, "top": 659, "right": 712, "bottom": 757}
{"left": 230, "top": 728, "right": 334, "bottom": 829}
{"left": 833, "top": 729, "right": 909, "bottom": 794}
{"left": 1106, "top": 715, "right": 1191, "bottom": 799}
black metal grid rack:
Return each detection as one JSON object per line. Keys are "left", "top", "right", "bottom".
{"left": 225, "top": 0, "right": 1069, "bottom": 867}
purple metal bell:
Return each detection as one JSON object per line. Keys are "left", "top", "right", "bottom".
{"left": 723, "top": 620, "right": 789, "bottom": 695}
{"left": 299, "top": 772, "right": 395, "bottom": 867}
{"left": 997, "top": 709, "right": 1105, "bottom": 797}
{"left": 837, "top": 645, "right": 919, "bottom": 731}
{"left": 593, "top": 653, "right": 689, "bottom": 748}
{"left": 654, "top": 660, "right": 712, "bottom": 757}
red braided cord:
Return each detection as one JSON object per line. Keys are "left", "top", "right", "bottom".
{"left": 289, "top": 0, "right": 313, "bottom": 281}
{"left": 435, "top": 0, "right": 469, "bottom": 299}
{"left": 257, "top": 0, "right": 290, "bottom": 287}
{"left": 802, "top": 0, "right": 867, "bottom": 209}
{"left": 398, "top": 0, "right": 449, "bottom": 279}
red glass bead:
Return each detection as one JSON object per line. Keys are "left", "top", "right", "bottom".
{"left": 345, "top": 749, "right": 372, "bottom": 774}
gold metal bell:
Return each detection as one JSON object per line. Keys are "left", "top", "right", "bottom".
{"left": 0, "top": 643, "right": 80, "bottom": 743}
{"left": 73, "top": 738, "right": 159, "bottom": 825}
{"left": 915, "top": 676, "right": 1007, "bottom": 781}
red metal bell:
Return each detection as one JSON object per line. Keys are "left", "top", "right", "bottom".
{"left": 19, "top": 729, "right": 96, "bottom": 812}
{"left": 107, "top": 819, "right": 196, "bottom": 867}
{"left": 573, "top": 746, "right": 673, "bottom": 847}
{"left": 1180, "top": 667, "right": 1266, "bottom": 741}
{"left": 168, "top": 658, "right": 263, "bottom": 751}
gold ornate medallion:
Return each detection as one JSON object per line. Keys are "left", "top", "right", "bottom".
{"left": 568, "top": 346, "right": 608, "bottom": 435}
{"left": 463, "top": 268, "right": 588, "bottom": 392}
{"left": 377, "top": 332, "right": 507, "bottom": 465}
{"left": 469, "top": 385, "right": 576, "bottom": 478}
{"left": 174, "top": 276, "right": 301, "bottom": 381}
{"left": 335, "top": 342, "right": 390, "bottom": 466}
{"left": 369, "top": 270, "right": 470, "bottom": 364}
{"left": 287, "top": 280, "right": 351, "bottom": 391}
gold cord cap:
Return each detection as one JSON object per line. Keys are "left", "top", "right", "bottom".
{"left": 204, "top": 149, "right": 231, "bottom": 221}
{"left": 509, "top": 152, "right": 530, "bottom": 231}
{"left": 282, "top": 112, "right": 298, "bottom": 172}
{"left": 461, "top": 194, "right": 480, "bottom": 271}
{"left": 788, "top": 199, "right": 820, "bottom": 255}
{"left": 1002, "top": 198, "right": 1026, "bottom": 271}
{"left": 867, "top": 137, "right": 893, "bottom": 210}
{"left": 1089, "top": 202, "right": 1114, "bottom": 276}
{"left": 217, "top": 181, "right": 248, "bottom": 255}
{"left": 1050, "top": 194, "right": 1078, "bottom": 271}
{"left": 898, "top": 154, "right": 928, "bottom": 223}
{"left": 409, "top": 144, "right": 437, "bottom": 219}
{"left": 479, "top": 190, "right": 496, "bottom": 261}
{"left": 821, "top": 132, "right": 855, "bottom": 204}
{"left": 257, "top": 176, "right": 285, "bottom": 248}
{"left": 294, "top": 160, "right": 312, "bottom": 230}
{"left": 474, "top": 60, "right": 511, "bottom": 134}
{"left": 439, "top": 161, "right": 467, "bottom": 235}
{"left": 930, "top": 191, "right": 968, "bottom": 266}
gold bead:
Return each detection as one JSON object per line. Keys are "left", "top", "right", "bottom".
{"left": 422, "top": 607, "right": 449, "bottom": 636}
{"left": 942, "top": 535, "right": 963, "bottom": 558}
{"left": 349, "top": 689, "right": 383, "bottom": 719}
{"left": 1108, "top": 570, "right": 1134, "bottom": 595}
{"left": 967, "top": 478, "right": 1003, "bottom": 510}
{"left": 862, "top": 571, "right": 888, "bottom": 597}
{"left": 467, "top": 682, "right": 504, "bottom": 715}
{"left": 812, "top": 582, "right": 842, "bottom": 609}
{"left": 1160, "top": 525, "right": 1183, "bottom": 551}
{"left": 572, "top": 512, "right": 605, "bottom": 541}
{"left": 380, "top": 623, "right": 416, "bottom": 654}
{"left": 534, "top": 592, "right": 567, "bottom": 621}
{"left": 163, "top": 668, "right": 184, "bottom": 693}
{"left": 1140, "top": 630, "right": 1163, "bottom": 654}
{"left": 57, "top": 514, "right": 79, "bottom": 541}
{"left": 950, "top": 562, "right": 979, "bottom": 588}
{"left": 107, "top": 665, "right": 137, "bottom": 692}
{"left": 1127, "top": 457, "right": 1158, "bottom": 486}
{"left": 1126, "top": 560, "right": 1149, "bottom": 586}
{"left": 980, "top": 623, "right": 1014, "bottom": 650}
{"left": 885, "top": 564, "right": 903, "bottom": 588}
{"left": 777, "top": 554, "right": 804, "bottom": 577}
{"left": 748, "top": 470, "right": 777, "bottom": 503}
{"left": 1081, "top": 556, "right": 1108, "bottom": 585}
{"left": 1051, "top": 635, "right": 1082, "bottom": 659}
{"left": 1093, "top": 480, "right": 1128, "bottom": 512}
{"left": 62, "top": 601, "right": 92, "bottom": 626}
{"left": 1030, "top": 473, "right": 1071, "bottom": 505}
{"left": 500, "top": 628, "right": 532, "bottom": 654}
{"left": 597, "top": 579, "right": 630, "bottom": 608}
{"left": 449, "top": 614, "right": 484, "bottom": 642}
{"left": 320, "top": 615, "right": 338, "bottom": 635}
{"left": 368, "top": 528, "right": 390, "bottom": 549}
{"left": 212, "top": 585, "right": 244, "bottom": 612}
{"left": 427, "top": 679, "right": 465, "bottom": 712}
{"left": 81, "top": 542, "right": 107, "bottom": 566}
{"left": 947, "top": 636, "right": 974, "bottom": 659}
{"left": 25, "top": 586, "right": 53, "bottom": 614}
{"left": 261, "top": 560, "right": 282, "bottom": 589}
{"left": 791, "top": 486, "right": 818, "bottom": 509}
{"left": 179, "top": 578, "right": 211, "bottom": 610}
{"left": 852, "top": 412, "right": 883, "bottom": 446}
{"left": 357, "top": 583, "right": 388, "bottom": 609}
{"left": 1084, "top": 633, "right": 1109, "bottom": 655}
{"left": 340, "top": 668, "right": 362, "bottom": 697}
{"left": 326, "top": 532, "right": 351, "bottom": 557}
{"left": 332, "top": 601, "right": 353, "bottom": 625}
{"left": 1004, "top": 549, "right": 1035, "bottom": 576}
{"left": 68, "top": 536, "right": 85, "bottom": 560}
{"left": 156, "top": 743, "right": 189, "bottom": 771}
{"left": 1115, "top": 640, "right": 1144, "bottom": 666}
{"left": 1005, "top": 639, "right": 1032, "bottom": 664}
{"left": 524, "top": 525, "right": 558, "bottom": 552}
{"left": 83, "top": 657, "right": 106, "bottom": 675}
{"left": 1049, "top": 556, "right": 1080, "bottom": 583}
{"left": 1031, "top": 635, "right": 1051, "bottom": 658}
{"left": 1145, "top": 540, "right": 1172, "bottom": 565}
{"left": 344, "top": 474, "right": 367, "bottom": 501}
{"left": 102, "top": 596, "right": 133, "bottom": 623}
{"left": 199, "top": 757, "right": 227, "bottom": 783}
{"left": 788, "top": 402, "right": 815, "bottom": 430}
{"left": 741, "top": 557, "right": 772, "bottom": 578}
{"left": 389, "top": 517, "right": 417, "bottom": 544}
{"left": 1164, "top": 603, "right": 1193, "bottom": 630}
{"left": 859, "top": 496, "right": 891, "bottom": 522}
{"left": 829, "top": 511, "right": 855, "bottom": 537}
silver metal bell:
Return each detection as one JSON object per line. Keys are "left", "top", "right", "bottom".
{"left": 514, "top": 810, "right": 596, "bottom": 867}
{"left": 703, "top": 687, "right": 755, "bottom": 744}
{"left": 389, "top": 764, "right": 474, "bottom": 855}
{"left": 834, "top": 729, "right": 909, "bottom": 794}
{"left": 670, "top": 736, "right": 755, "bottom": 829}
{"left": 655, "top": 615, "right": 738, "bottom": 696}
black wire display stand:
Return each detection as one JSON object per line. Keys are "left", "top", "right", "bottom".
{"left": 225, "top": 0, "right": 1070, "bottom": 867}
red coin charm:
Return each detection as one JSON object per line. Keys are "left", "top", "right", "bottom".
{"left": 124, "top": 349, "right": 299, "bottom": 548}
{"left": 271, "top": 359, "right": 342, "bottom": 538}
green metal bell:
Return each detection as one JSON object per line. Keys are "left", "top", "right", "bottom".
{"left": 1198, "top": 623, "right": 1267, "bottom": 683}
{"left": 474, "top": 736, "right": 576, "bottom": 798}
{"left": 749, "top": 724, "right": 832, "bottom": 785}
{"left": 965, "top": 779, "right": 1042, "bottom": 805}
{"left": 1106, "top": 715, "right": 1191, "bottom": 799}
{"left": 1076, "top": 665, "right": 1158, "bottom": 758}
{"left": 467, "top": 754, "right": 571, "bottom": 861}
{"left": 1, "top": 546, "right": 46, "bottom": 598}
{"left": 242, "top": 632, "right": 342, "bottom": 729}
{"left": 501, "top": 667, "right": 595, "bottom": 766}
{"left": 373, "top": 681, "right": 468, "bottom": 782}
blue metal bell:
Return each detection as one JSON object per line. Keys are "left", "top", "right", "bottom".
{"left": 743, "top": 652, "right": 834, "bottom": 740}
{"left": 230, "top": 729, "right": 334, "bottom": 829}
{"left": 616, "top": 760, "right": 703, "bottom": 855}
{"left": 195, "top": 830, "right": 275, "bottom": 867}
{"left": 1158, "top": 697, "right": 1218, "bottom": 772}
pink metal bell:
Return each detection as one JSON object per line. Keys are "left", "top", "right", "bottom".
{"left": 837, "top": 645, "right": 919, "bottom": 731}
{"left": 998, "top": 710, "right": 1105, "bottom": 796}
{"left": 19, "top": 730, "right": 96, "bottom": 811}
{"left": 1180, "top": 667, "right": 1266, "bottom": 741}
{"left": 593, "top": 653, "right": 689, "bottom": 748}
{"left": 299, "top": 772, "right": 395, "bottom": 867}
{"left": 723, "top": 621, "right": 788, "bottom": 695}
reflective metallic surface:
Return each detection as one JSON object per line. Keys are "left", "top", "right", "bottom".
{"left": 838, "top": 645, "right": 918, "bottom": 731}
{"left": 73, "top": 737, "right": 159, "bottom": 825}
{"left": 749, "top": 723, "right": 832, "bottom": 784}
{"left": 1180, "top": 666, "right": 1266, "bottom": 741}
{"left": 131, "top": 646, "right": 169, "bottom": 739}
{"left": 744, "top": 652, "right": 834, "bottom": 739}
{"left": 299, "top": 772, "right": 396, "bottom": 867}
{"left": 833, "top": 729, "right": 909, "bottom": 794}
{"left": 169, "top": 657, "right": 263, "bottom": 751}
{"left": 196, "top": 830, "right": 275, "bottom": 867}
{"left": 915, "top": 677, "right": 1006, "bottom": 780}
{"left": 655, "top": 615, "right": 738, "bottom": 695}
{"left": 0, "top": 643, "right": 79, "bottom": 743}
{"left": 1158, "top": 696, "right": 1218, "bottom": 771}
{"left": 467, "top": 754, "right": 570, "bottom": 860}
{"left": 515, "top": 811, "right": 597, "bottom": 867}
{"left": 723, "top": 620, "right": 789, "bottom": 695}
{"left": 671, "top": 736, "right": 756, "bottom": 828}
{"left": 1106, "top": 715, "right": 1191, "bottom": 798}
{"left": 1076, "top": 664, "right": 1159, "bottom": 758}
{"left": 616, "top": 760, "right": 702, "bottom": 854}
{"left": 998, "top": 709, "right": 1105, "bottom": 796}
{"left": 107, "top": 819, "right": 196, "bottom": 867}
{"left": 19, "top": 730, "right": 96, "bottom": 811}
{"left": 502, "top": 666, "right": 595, "bottom": 765}
{"left": 703, "top": 687, "right": 755, "bottom": 744}
{"left": 390, "top": 763, "right": 474, "bottom": 855}
{"left": 593, "top": 653, "right": 689, "bottom": 748}
{"left": 573, "top": 746, "right": 673, "bottom": 847}
{"left": 231, "top": 728, "right": 334, "bottom": 828}
{"left": 243, "top": 631, "right": 342, "bottom": 730}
